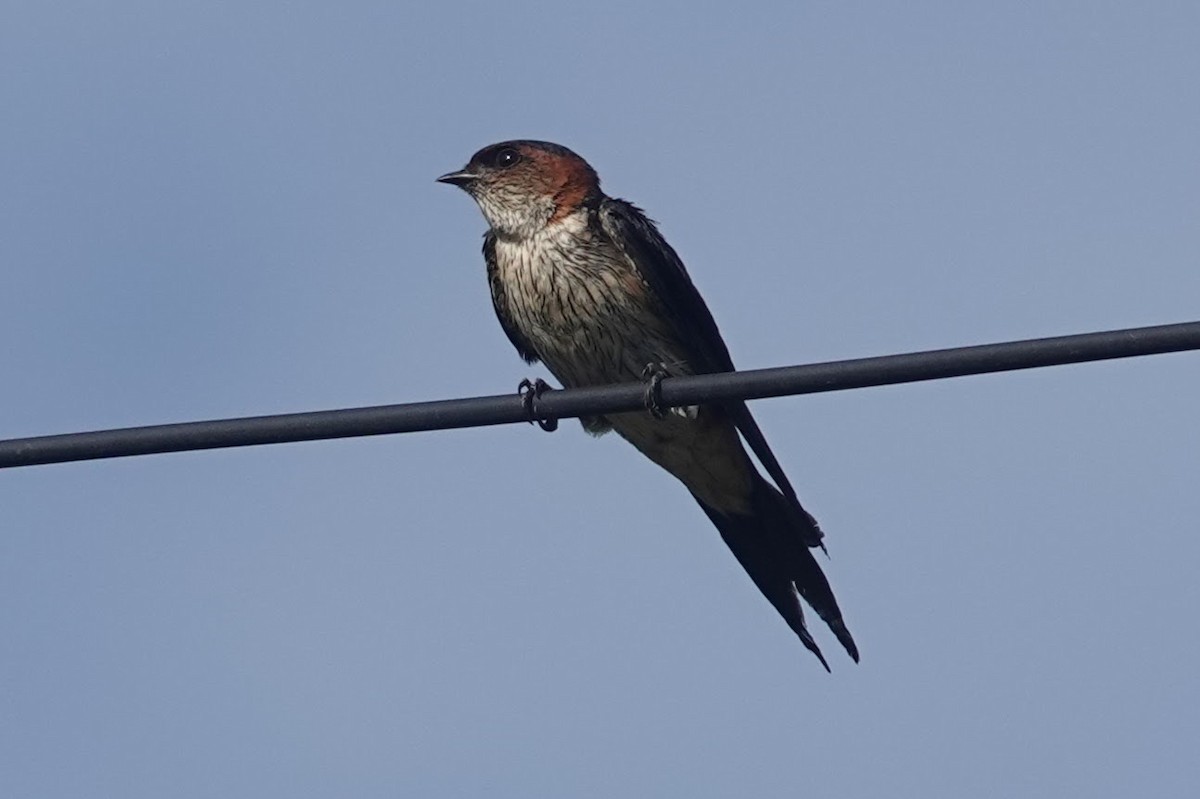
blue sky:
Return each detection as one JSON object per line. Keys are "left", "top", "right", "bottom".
{"left": 2, "top": 3, "right": 1198, "bottom": 796}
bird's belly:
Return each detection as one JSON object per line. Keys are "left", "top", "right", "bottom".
{"left": 539, "top": 330, "right": 672, "bottom": 386}
{"left": 527, "top": 298, "right": 682, "bottom": 387}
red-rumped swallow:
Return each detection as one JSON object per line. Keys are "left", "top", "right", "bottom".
{"left": 439, "top": 140, "right": 857, "bottom": 669}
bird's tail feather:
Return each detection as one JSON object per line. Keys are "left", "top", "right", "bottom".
{"left": 696, "top": 475, "right": 859, "bottom": 669}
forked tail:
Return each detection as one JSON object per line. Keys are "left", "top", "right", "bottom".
{"left": 697, "top": 475, "right": 859, "bottom": 670}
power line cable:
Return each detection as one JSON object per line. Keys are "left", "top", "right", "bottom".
{"left": 2, "top": 320, "right": 1198, "bottom": 469}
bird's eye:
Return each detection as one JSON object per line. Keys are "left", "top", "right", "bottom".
{"left": 492, "top": 148, "right": 521, "bottom": 169}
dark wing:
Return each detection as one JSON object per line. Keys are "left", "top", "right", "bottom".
{"left": 484, "top": 232, "right": 540, "bottom": 364}
{"left": 598, "top": 198, "right": 821, "bottom": 543}
{"left": 598, "top": 199, "right": 735, "bottom": 373}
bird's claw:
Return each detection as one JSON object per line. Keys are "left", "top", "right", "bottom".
{"left": 518, "top": 378, "right": 558, "bottom": 432}
{"left": 641, "top": 363, "right": 670, "bottom": 420}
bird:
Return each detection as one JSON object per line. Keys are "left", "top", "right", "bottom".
{"left": 438, "top": 140, "right": 858, "bottom": 670}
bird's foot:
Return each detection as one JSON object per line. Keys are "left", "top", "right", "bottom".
{"left": 640, "top": 363, "right": 670, "bottom": 419}
{"left": 518, "top": 378, "right": 558, "bottom": 432}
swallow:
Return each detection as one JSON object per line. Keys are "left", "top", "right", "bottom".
{"left": 438, "top": 140, "right": 858, "bottom": 669}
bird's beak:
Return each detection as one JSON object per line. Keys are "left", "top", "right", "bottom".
{"left": 436, "top": 169, "right": 479, "bottom": 189}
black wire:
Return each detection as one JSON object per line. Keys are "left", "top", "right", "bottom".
{"left": 2, "top": 320, "right": 1198, "bottom": 469}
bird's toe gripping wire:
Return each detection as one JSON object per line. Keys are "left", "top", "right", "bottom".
{"left": 518, "top": 378, "right": 558, "bottom": 432}
{"left": 640, "top": 363, "right": 670, "bottom": 420}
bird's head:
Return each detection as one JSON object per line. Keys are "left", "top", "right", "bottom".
{"left": 438, "top": 140, "right": 601, "bottom": 240}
